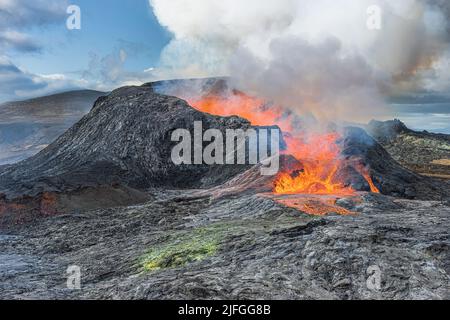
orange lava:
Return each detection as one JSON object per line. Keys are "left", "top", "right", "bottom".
{"left": 274, "top": 132, "right": 356, "bottom": 195}
{"left": 357, "top": 167, "right": 380, "bottom": 194}
{"left": 188, "top": 92, "right": 380, "bottom": 196}
{"left": 271, "top": 196, "right": 357, "bottom": 216}
{"left": 301, "top": 199, "right": 354, "bottom": 216}
{"left": 187, "top": 92, "right": 293, "bottom": 132}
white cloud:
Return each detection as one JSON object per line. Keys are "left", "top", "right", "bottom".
{"left": 80, "top": 48, "right": 157, "bottom": 92}
{"left": 0, "top": 0, "right": 68, "bottom": 29}
{"left": 0, "top": 0, "right": 67, "bottom": 57}
{"left": 0, "top": 0, "right": 84, "bottom": 102}
{"left": 0, "top": 30, "right": 41, "bottom": 52}
{"left": 0, "top": 56, "right": 83, "bottom": 102}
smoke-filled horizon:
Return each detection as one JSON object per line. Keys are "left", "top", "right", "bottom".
{"left": 149, "top": 0, "right": 450, "bottom": 123}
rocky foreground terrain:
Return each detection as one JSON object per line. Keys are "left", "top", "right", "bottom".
{"left": 0, "top": 80, "right": 449, "bottom": 300}
{"left": 0, "top": 190, "right": 448, "bottom": 299}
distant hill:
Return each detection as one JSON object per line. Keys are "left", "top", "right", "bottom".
{"left": 0, "top": 90, "right": 106, "bottom": 165}
{"left": 0, "top": 90, "right": 106, "bottom": 124}
{"left": 367, "top": 119, "right": 450, "bottom": 179}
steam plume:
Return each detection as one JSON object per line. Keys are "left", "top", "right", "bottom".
{"left": 149, "top": 0, "right": 450, "bottom": 122}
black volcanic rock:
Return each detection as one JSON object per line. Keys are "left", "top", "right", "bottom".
{"left": 1, "top": 189, "right": 448, "bottom": 300}
{"left": 0, "top": 85, "right": 253, "bottom": 201}
{"left": 342, "top": 127, "right": 449, "bottom": 200}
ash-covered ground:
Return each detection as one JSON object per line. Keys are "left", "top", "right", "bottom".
{"left": 0, "top": 79, "right": 448, "bottom": 300}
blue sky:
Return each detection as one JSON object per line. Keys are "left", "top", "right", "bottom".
{"left": 15, "top": 0, "right": 170, "bottom": 75}
{"left": 0, "top": 0, "right": 171, "bottom": 102}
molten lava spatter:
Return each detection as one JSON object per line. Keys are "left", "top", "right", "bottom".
{"left": 188, "top": 92, "right": 380, "bottom": 196}
{"left": 274, "top": 132, "right": 356, "bottom": 195}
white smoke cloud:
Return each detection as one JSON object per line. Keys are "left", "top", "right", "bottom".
{"left": 229, "top": 37, "right": 386, "bottom": 123}
{"left": 149, "top": 0, "right": 450, "bottom": 122}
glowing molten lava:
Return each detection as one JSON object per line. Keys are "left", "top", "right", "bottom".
{"left": 269, "top": 194, "right": 360, "bottom": 216}
{"left": 188, "top": 92, "right": 293, "bottom": 132}
{"left": 187, "top": 93, "right": 379, "bottom": 196}
{"left": 274, "top": 133, "right": 356, "bottom": 195}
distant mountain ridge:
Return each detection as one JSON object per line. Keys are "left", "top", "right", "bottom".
{"left": 0, "top": 89, "right": 106, "bottom": 165}
{"left": 367, "top": 119, "right": 450, "bottom": 179}
{"left": 0, "top": 90, "right": 106, "bottom": 124}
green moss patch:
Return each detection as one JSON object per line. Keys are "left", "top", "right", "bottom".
{"left": 140, "top": 214, "right": 314, "bottom": 273}
{"left": 141, "top": 227, "right": 222, "bottom": 272}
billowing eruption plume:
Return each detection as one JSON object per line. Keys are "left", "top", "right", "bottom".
{"left": 150, "top": 0, "right": 450, "bottom": 121}
{"left": 149, "top": 0, "right": 450, "bottom": 196}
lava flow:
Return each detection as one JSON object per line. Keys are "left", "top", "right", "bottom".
{"left": 188, "top": 92, "right": 380, "bottom": 197}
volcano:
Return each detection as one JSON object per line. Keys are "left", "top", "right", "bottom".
{"left": 0, "top": 78, "right": 448, "bottom": 224}
{"left": 0, "top": 84, "right": 255, "bottom": 223}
